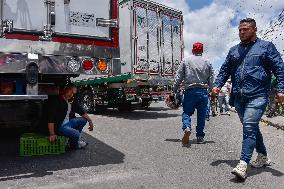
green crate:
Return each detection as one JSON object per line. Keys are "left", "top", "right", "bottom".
{"left": 20, "top": 133, "right": 66, "bottom": 156}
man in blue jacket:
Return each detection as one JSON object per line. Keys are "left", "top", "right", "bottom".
{"left": 212, "top": 18, "right": 284, "bottom": 180}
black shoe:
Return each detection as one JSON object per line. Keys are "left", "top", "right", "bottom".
{"left": 197, "top": 137, "right": 205, "bottom": 144}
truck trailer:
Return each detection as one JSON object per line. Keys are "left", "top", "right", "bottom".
{"left": 74, "top": 0, "right": 184, "bottom": 112}
{"left": 0, "top": 0, "right": 119, "bottom": 129}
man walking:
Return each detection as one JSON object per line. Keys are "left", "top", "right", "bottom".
{"left": 218, "top": 82, "right": 230, "bottom": 115}
{"left": 173, "top": 42, "right": 214, "bottom": 144}
{"left": 212, "top": 18, "right": 284, "bottom": 180}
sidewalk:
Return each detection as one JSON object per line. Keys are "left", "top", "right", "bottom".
{"left": 230, "top": 107, "right": 284, "bottom": 131}
{"left": 261, "top": 115, "right": 284, "bottom": 131}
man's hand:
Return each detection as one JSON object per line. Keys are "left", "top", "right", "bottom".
{"left": 277, "top": 93, "right": 284, "bottom": 103}
{"left": 88, "top": 122, "right": 94, "bottom": 131}
{"left": 48, "top": 134, "right": 57, "bottom": 142}
{"left": 211, "top": 87, "right": 220, "bottom": 96}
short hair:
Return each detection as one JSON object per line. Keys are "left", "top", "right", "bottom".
{"left": 59, "top": 83, "right": 76, "bottom": 94}
{"left": 240, "top": 18, "right": 256, "bottom": 27}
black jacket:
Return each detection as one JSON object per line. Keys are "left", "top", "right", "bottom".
{"left": 42, "top": 95, "right": 85, "bottom": 134}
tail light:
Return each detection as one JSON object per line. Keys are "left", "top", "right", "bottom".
{"left": 0, "top": 81, "right": 15, "bottom": 95}
{"left": 66, "top": 57, "right": 80, "bottom": 72}
{"left": 97, "top": 59, "right": 108, "bottom": 72}
{"left": 82, "top": 59, "right": 94, "bottom": 71}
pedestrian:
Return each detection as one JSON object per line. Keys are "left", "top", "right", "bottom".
{"left": 218, "top": 83, "right": 230, "bottom": 115}
{"left": 43, "top": 83, "right": 94, "bottom": 149}
{"left": 267, "top": 75, "right": 278, "bottom": 117}
{"left": 173, "top": 42, "right": 214, "bottom": 144}
{"left": 212, "top": 18, "right": 284, "bottom": 180}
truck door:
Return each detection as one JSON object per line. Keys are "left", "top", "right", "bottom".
{"left": 172, "top": 17, "right": 183, "bottom": 74}
{"left": 133, "top": 3, "right": 148, "bottom": 74}
{"left": 147, "top": 7, "right": 160, "bottom": 75}
{"left": 2, "top": 0, "right": 47, "bottom": 34}
{"left": 53, "top": 0, "right": 118, "bottom": 47}
{"left": 1, "top": 0, "right": 118, "bottom": 47}
{"left": 161, "top": 13, "right": 173, "bottom": 76}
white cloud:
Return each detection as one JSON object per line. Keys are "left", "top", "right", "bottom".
{"left": 155, "top": 0, "right": 284, "bottom": 69}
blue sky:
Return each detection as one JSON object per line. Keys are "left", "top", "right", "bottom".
{"left": 157, "top": 0, "right": 284, "bottom": 69}
{"left": 186, "top": 0, "right": 213, "bottom": 10}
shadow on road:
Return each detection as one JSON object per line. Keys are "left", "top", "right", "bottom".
{"left": 210, "top": 159, "right": 284, "bottom": 180}
{"left": 165, "top": 139, "right": 215, "bottom": 147}
{"left": 0, "top": 132, "right": 125, "bottom": 182}
{"left": 97, "top": 108, "right": 180, "bottom": 120}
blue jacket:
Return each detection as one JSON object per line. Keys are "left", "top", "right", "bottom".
{"left": 214, "top": 38, "right": 284, "bottom": 98}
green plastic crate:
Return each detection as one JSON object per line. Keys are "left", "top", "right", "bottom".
{"left": 20, "top": 133, "right": 66, "bottom": 156}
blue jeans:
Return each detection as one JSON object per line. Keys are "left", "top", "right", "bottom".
{"left": 182, "top": 88, "right": 208, "bottom": 137}
{"left": 218, "top": 95, "right": 229, "bottom": 113}
{"left": 234, "top": 96, "right": 268, "bottom": 163}
{"left": 58, "top": 117, "right": 87, "bottom": 148}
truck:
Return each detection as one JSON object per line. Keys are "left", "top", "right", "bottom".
{"left": 74, "top": 0, "right": 184, "bottom": 113}
{"left": 0, "top": 0, "right": 119, "bottom": 130}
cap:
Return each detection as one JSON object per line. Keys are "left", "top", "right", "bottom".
{"left": 192, "top": 42, "right": 203, "bottom": 54}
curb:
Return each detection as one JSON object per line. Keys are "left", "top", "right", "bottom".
{"left": 260, "top": 118, "right": 284, "bottom": 131}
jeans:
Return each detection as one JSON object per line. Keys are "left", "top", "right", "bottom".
{"left": 57, "top": 117, "right": 87, "bottom": 148}
{"left": 234, "top": 96, "right": 268, "bottom": 163}
{"left": 182, "top": 88, "right": 208, "bottom": 137}
{"left": 218, "top": 95, "right": 229, "bottom": 113}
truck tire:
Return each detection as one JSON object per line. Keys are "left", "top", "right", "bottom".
{"left": 117, "top": 102, "right": 132, "bottom": 112}
{"left": 142, "top": 99, "right": 151, "bottom": 109}
{"left": 94, "top": 104, "right": 107, "bottom": 114}
{"left": 77, "top": 90, "right": 94, "bottom": 114}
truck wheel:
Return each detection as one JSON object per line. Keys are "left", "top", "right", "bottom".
{"left": 142, "top": 99, "right": 151, "bottom": 109}
{"left": 117, "top": 103, "right": 132, "bottom": 112}
{"left": 94, "top": 104, "right": 107, "bottom": 114}
{"left": 78, "top": 90, "right": 94, "bottom": 113}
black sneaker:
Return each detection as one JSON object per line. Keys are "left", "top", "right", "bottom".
{"left": 197, "top": 137, "right": 205, "bottom": 144}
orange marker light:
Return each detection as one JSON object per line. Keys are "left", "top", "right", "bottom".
{"left": 97, "top": 59, "right": 108, "bottom": 72}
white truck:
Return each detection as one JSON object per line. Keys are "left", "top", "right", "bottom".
{"left": 75, "top": 0, "right": 184, "bottom": 112}
{"left": 0, "top": 0, "right": 119, "bottom": 129}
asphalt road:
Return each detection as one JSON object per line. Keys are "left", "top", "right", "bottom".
{"left": 0, "top": 101, "right": 283, "bottom": 189}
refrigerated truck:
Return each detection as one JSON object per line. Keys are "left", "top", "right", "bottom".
{"left": 74, "top": 0, "right": 184, "bottom": 112}
{"left": 0, "top": 0, "right": 120, "bottom": 129}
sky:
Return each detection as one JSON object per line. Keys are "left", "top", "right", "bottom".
{"left": 155, "top": 0, "right": 284, "bottom": 70}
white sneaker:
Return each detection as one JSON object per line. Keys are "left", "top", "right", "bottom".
{"left": 78, "top": 140, "right": 88, "bottom": 149}
{"left": 250, "top": 153, "right": 271, "bottom": 168}
{"left": 231, "top": 160, "right": 247, "bottom": 180}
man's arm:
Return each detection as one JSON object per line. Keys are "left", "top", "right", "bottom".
{"left": 45, "top": 97, "right": 58, "bottom": 142}
{"left": 212, "top": 49, "right": 232, "bottom": 95}
{"left": 82, "top": 113, "right": 94, "bottom": 131}
{"left": 48, "top": 122, "right": 57, "bottom": 142}
{"left": 173, "top": 59, "right": 185, "bottom": 93}
{"left": 266, "top": 42, "right": 284, "bottom": 102}
{"left": 208, "top": 62, "right": 214, "bottom": 90}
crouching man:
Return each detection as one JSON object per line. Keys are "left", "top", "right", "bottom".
{"left": 44, "top": 83, "right": 94, "bottom": 149}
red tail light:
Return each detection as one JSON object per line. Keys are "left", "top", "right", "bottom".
{"left": 82, "top": 59, "right": 94, "bottom": 71}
